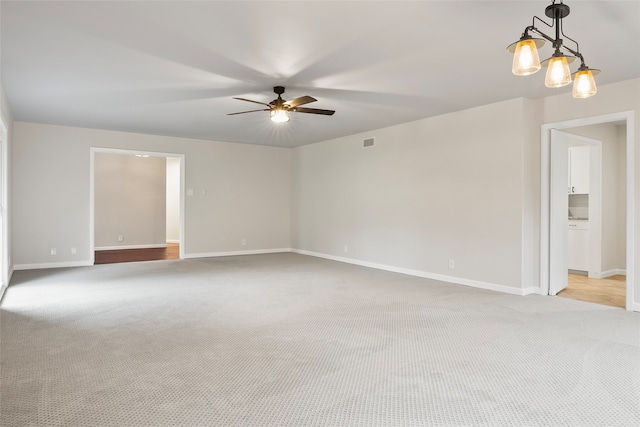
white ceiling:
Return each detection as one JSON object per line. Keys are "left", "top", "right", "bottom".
{"left": 2, "top": 1, "right": 639, "bottom": 148}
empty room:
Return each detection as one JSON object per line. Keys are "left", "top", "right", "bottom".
{"left": 1, "top": 1, "right": 639, "bottom": 426}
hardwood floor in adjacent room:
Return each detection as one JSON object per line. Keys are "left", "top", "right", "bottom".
{"left": 557, "top": 274, "right": 626, "bottom": 309}
{"left": 95, "top": 243, "right": 179, "bottom": 265}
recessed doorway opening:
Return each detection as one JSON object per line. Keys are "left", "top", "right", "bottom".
{"left": 90, "top": 148, "right": 185, "bottom": 265}
{"left": 541, "top": 111, "right": 635, "bottom": 311}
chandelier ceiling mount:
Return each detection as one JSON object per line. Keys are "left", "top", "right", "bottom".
{"left": 507, "top": 1, "right": 600, "bottom": 99}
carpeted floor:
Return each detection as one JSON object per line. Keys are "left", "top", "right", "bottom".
{"left": 1, "top": 253, "right": 639, "bottom": 426}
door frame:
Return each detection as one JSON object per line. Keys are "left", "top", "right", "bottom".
{"left": 90, "top": 147, "right": 186, "bottom": 263}
{"left": 540, "top": 111, "right": 635, "bottom": 311}
{"left": 0, "top": 111, "right": 8, "bottom": 297}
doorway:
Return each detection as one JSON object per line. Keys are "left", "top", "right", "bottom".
{"left": 553, "top": 128, "right": 626, "bottom": 308}
{"left": 90, "top": 148, "right": 185, "bottom": 264}
{"left": 541, "top": 112, "right": 635, "bottom": 311}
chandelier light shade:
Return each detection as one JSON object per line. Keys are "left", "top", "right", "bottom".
{"left": 507, "top": 1, "right": 600, "bottom": 98}
{"left": 572, "top": 66, "right": 599, "bottom": 98}
{"left": 270, "top": 108, "right": 290, "bottom": 123}
{"left": 509, "top": 37, "right": 543, "bottom": 76}
{"left": 544, "top": 54, "right": 573, "bottom": 88}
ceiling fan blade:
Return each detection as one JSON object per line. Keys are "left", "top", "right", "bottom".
{"left": 232, "top": 97, "right": 272, "bottom": 107}
{"left": 293, "top": 107, "right": 335, "bottom": 116}
{"left": 227, "top": 108, "right": 270, "bottom": 116}
{"left": 285, "top": 95, "right": 317, "bottom": 108}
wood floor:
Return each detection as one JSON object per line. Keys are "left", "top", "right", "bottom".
{"left": 94, "top": 243, "right": 179, "bottom": 265}
{"left": 558, "top": 274, "right": 626, "bottom": 308}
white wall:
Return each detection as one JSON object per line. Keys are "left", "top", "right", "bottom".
{"left": 8, "top": 77, "right": 640, "bottom": 308}
{"left": 94, "top": 152, "right": 166, "bottom": 249}
{"left": 166, "top": 157, "right": 180, "bottom": 243}
{"left": 12, "top": 122, "right": 292, "bottom": 267}
{"left": 522, "top": 98, "right": 543, "bottom": 291}
{"left": 293, "top": 98, "right": 532, "bottom": 292}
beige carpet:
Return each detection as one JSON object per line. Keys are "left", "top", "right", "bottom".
{"left": 1, "top": 253, "right": 639, "bottom": 426}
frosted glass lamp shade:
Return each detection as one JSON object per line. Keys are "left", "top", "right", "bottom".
{"left": 572, "top": 69, "right": 599, "bottom": 98}
{"left": 545, "top": 55, "right": 572, "bottom": 88}
{"left": 511, "top": 39, "right": 542, "bottom": 76}
{"left": 270, "top": 109, "right": 290, "bottom": 123}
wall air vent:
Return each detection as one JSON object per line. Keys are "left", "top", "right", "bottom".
{"left": 363, "top": 137, "right": 375, "bottom": 148}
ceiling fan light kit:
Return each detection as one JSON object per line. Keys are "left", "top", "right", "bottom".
{"left": 270, "top": 109, "right": 290, "bottom": 123}
{"left": 229, "top": 86, "right": 335, "bottom": 123}
{"left": 507, "top": 0, "right": 600, "bottom": 98}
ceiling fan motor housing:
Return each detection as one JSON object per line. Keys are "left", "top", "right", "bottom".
{"left": 229, "top": 86, "right": 335, "bottom": 117}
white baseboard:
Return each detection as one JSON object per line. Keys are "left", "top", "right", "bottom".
{"left": 292, "top": 249, "right": 531, "bottom": 296}
{"left": 633, "top": 302, "right": 640, "bottom": 312}
{"left": 522, "top": 287, "right": 543, "bottom": 296}
{"left": 184, "top": 248, "right": 292, "bottom": 259}
{"left": 590, "top": 269, "right": 626, "bottom": 279}
{"left": 95, "top": 243, "right": 167, "bottom": 251}
{"left": 14, "top": 260, "right": 94, "bottom": 271}
{"left": 166, "top": 239, "right": 180, "bottom": 244}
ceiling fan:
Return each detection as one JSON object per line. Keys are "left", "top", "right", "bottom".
{"left": 228, "top": 86, "right": 335, "bottom": 122}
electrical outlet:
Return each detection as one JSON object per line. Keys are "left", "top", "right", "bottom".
{"left": 448, "top": 259, "right": 455, "bottom": 270}
{"left": 118, "top": 235, "right": 124, "bottom": 242}
{"left": 344, "top": 245, "right": 348, "bottom": 253}
{"left": 50, "top": 248, "right": 57, "bottom": 256}
{"left": 241, "top": 239, "right": 246, "bottom": 246}
{"left": 71, "top": 247, "right": 77, "bottom": 255}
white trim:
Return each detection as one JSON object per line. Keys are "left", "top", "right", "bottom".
{"left": 89, "top": 149, "right": 95, "bottom": 265}
{"left": 178, "top": 155, "right": 186, "bottom": 260}
{"left": 184, "top": 248, "right": 292, "bottom": 259}
{"left": 166, "top": 239, "right": 180, "bottom": 244}
{"left": 0, "top": 111, "right": 9, "bottom": 290}
{"left": 627, "top": 116, "right": 636, "bottom": 312}
{"left": 590, "top": 269, "right": 626, "bottom": 279}
{"left": 95, "top": 243, "right": 167, "bottom": 251}
{"left": 91, "top": 147, "right": 179, "bottom": 158}
{"left": 14, "top": 261, "right": 94, "bottom": 271}
{"left": 540, "top": 110, "right": 635, "bottom": 311}
{"left": 292, "top": 249, "right": 534, "bottom": 296}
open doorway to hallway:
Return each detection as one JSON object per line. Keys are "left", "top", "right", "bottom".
{"left": 561, "top": 124, "right": 626, "bottom": 308}
{"left": 543, "top": 112, "right": 633, "bottom": 311}
{"left": 91, "top": 149, "right": 184, "bottom": 265}
{"left": 552, "top": 126, "right": 627, "bottom": 309}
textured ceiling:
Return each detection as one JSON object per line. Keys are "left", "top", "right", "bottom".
{"left": 2, "top": 1, "right": 639, "bottom": 148}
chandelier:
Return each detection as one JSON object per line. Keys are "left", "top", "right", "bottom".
{"left": 507, "top": 1, "right": 599, "bottom": 98}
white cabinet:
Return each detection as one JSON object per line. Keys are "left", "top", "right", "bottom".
{"left": 568, "top": 220, "right": 589, "bottom": 271}
{"left": 568, "top": 146, "right": 590, "bottom": 194}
